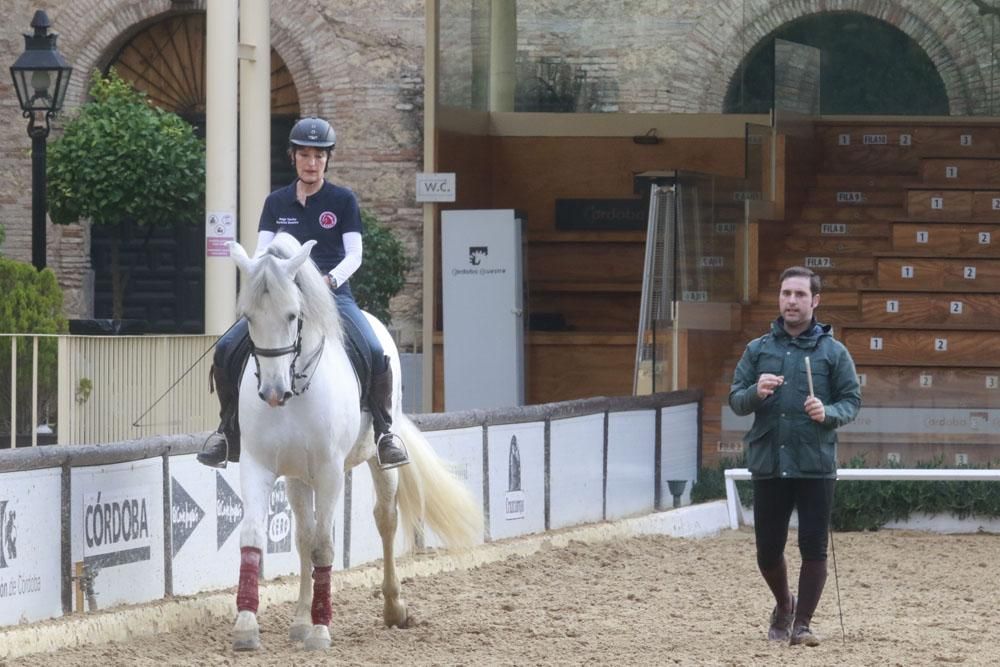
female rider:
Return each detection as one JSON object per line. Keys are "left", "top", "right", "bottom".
{"left": 197, "top": 117, "right": 408, "bottom": 470}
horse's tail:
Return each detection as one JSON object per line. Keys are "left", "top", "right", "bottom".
{"left": 395, "top": 415, "right": 483, "bottom": 550}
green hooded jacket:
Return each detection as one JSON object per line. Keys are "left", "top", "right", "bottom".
{"left": 728, "top": 318, "right": 862, "bottom": 479}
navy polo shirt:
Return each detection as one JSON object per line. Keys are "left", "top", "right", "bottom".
{"left": 258, "top": 180, "right": 363, "bottom": 291}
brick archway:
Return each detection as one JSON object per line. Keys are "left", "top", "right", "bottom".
{"left": 684, "top": 0, "right": 991, "bottom": 114}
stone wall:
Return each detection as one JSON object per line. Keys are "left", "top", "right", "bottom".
{"left": 509, "top": 0, "right": 998, "bottom": 115}
{"left": 0, "top": 0, "right": 426, "bottom": 338}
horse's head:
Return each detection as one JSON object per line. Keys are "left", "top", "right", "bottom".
{"left": 229, "top": 238, "right": 317, "bottom": 407}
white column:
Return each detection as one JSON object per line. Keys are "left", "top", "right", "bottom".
{"left": 204, "top": 0, "right": 239, "bottom": 335}
{"left": 488, "top": 0, "right": 516, "bottom": 112}
{"left": 239, "top": 0, "right": 271, "bottom": 255}
{"left": 422, "top": 0, "right": 439, "bottom": 412}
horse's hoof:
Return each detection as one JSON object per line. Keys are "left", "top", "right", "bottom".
{"left": 289, "top": 621, "right": 311, "bottom": 642}
{"left": 233, "top": 634, "right": 261, "bottom": 652}
{"left": 233, "top": 610, "right": 261, "bottom": 651}
{"left": 303, "top": 625, "right": 331, "bottom": 651}
{"left": 384, "top": 600, "right": 409, "bottom": 628}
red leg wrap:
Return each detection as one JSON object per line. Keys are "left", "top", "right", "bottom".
{"left": 236, "top": 547, "right": 262, "bottom": 613}
{"left": 311, "top": 565, "right": 333, "bottom": 626}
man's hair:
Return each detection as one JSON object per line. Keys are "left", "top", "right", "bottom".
{"left": 779, "top": 266, "right": 821, "bottom": 295}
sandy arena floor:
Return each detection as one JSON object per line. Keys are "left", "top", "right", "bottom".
{"left": 5, "top": 527, "right": 999, "bottom": 666}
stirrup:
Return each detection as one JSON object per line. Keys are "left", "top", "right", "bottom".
{"left": 196, "top": 432, "right": 229, "bottom": 469}
{"left": 375, "top": 432, "right": 409, "bottom": 470}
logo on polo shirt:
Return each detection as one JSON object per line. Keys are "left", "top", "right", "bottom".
{"left": 319, "top": 211, "right": 337, "bottom": 229}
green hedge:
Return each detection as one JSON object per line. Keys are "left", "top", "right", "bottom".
{"left": 0, "top": 259, "right": 67, "bottom": 434}
{"left": 690, "top": 455, "right": 1000, "bottom": 532}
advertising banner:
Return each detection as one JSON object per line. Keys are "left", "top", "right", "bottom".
{"left": 347, "top": 464, "right": 401, "bottom": 568}
{"left": 169, "top": 456, "right": 245, "bottom": 595}
{"left": 71, "top": 459, "right": 165, "bottom": 609}
{"left": 661, "top": 403, "right": 699, "bottom": 507}
{"left": 606, "top": 410, "right": 656, "bottom": 519}
{"left": 550, "top": 414, "right": 605, "bottom": 529}
{"left": 423, "top": 426, "right": 485, "bottom": 549}
{"left": 0, "top": 469, "right": 62, "bottom": 626}
{"left": 486, "top": 422, "right": 544, "bottom": 541}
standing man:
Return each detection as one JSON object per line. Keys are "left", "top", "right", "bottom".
{"left": 729, "top": 266, "right": 861, "bottom": 647}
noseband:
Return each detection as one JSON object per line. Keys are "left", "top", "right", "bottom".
{"left": 249, "top": 316, "right": 325, "bottom": 397}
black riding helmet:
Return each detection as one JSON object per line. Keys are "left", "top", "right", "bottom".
{"left": 288, "top": 117, "right": 336, "bottom": 149}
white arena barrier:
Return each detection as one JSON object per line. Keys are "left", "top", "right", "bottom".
{"left": 0, "top": 390, "right": 701, "bottom": 632}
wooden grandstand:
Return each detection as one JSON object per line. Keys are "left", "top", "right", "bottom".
{"left": 705, "top": 121, "right": 1000, "bottom": 467}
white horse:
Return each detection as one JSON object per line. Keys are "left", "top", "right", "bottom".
{"left": 226, "top": 234, "right": 482, "bottom": 651}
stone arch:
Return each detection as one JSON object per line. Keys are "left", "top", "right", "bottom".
{"left": 55, "top": 0, "right": 333, "bottom": 118}
{"left": 684, "top": 0, "right": 991, "bottom": 114}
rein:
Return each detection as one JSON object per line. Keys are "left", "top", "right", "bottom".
{"left": 250, "top": 316, "right": 326, "bottom": 396}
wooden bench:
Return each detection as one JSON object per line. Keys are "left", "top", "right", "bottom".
{"left": 854, "top": 365, "right": 1000, "bottom": 407}
{"left": 806, "top": 187, "right": 905, "bottom": 207}
{"left": 876, "top": 256, "right": 1000, "bottom": 291}
{"left": 891, "top": 223, "right": 999, "bottom": 256}
{"left": 859, "top": 290, "right": 1000, "bottom": 326}
{"left": 919, "top": 157, "right": 1000, "bottom": 185}
{"left": 801, "top": 205, "right": 905, "bottom": 222}
{"left": 841, "top": 327, "right": 1000, "bottom": 367}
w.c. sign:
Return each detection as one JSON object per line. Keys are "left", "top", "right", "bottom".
{"left": 416, "top": 173, "right": 456, "bottom": 202}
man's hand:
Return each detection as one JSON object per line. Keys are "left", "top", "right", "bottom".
{"left": 756, "top": 373, "right": 784, "bottom": 399}
{"left": 804, "top": 396, "right": 826, "bottom": 423}
{"left": 324, "top": 274, "right": 336, "bottom": 288}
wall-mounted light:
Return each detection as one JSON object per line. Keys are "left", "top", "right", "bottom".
{"left": 633, "top": 128, "right": 661, "bottom": 145}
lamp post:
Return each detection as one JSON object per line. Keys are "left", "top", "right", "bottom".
{"left": 9, "top": 10, "right": 72, "bottom": 270}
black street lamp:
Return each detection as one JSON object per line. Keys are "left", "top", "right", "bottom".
{"left": 10, "top": 10, "right": 72, "bottom": 270}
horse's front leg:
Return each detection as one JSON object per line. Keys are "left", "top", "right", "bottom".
{"left": 369, "top": 461, "right": 407, "bottom": 628}
{"left": 286, "top": 478, "right": 315, "bottom": 643}
{"left": 299, "top": 463, "right": 344, "bottom": 651}
{"left": 233, "top": 461, "right": 276, "bottom": 652}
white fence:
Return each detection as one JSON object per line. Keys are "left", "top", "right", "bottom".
{"left": 723, "top": 467, "right": 1000, "bottom": 530}
{"left": 5, "top": 334, "right": 426, "bottom": 446}
{"left": 56, "top": 335, "right": 218, "bottom": 445}
{"left": 0, "top": 390, "right": 701, "bottom": 633}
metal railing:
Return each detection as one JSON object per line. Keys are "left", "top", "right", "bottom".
{"left": 1, "top": 334, "right": 51, "bottom": 448}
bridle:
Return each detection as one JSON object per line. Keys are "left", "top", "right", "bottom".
{"left": 249, "top": 316, "right": 325, "bottom": 397}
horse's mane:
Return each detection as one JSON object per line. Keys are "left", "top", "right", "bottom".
{"left": 239, "top": 233, "right": 344, "bottom": 344}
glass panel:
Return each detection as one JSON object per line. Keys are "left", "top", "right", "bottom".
{"left": 773, "top": 39, "right": 820, "bottom": 119}
{"left": 635, "top": 172, "right": 751, "bottom": 394}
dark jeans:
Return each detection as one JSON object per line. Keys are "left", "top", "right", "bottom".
{"left": 214, "top": 290, "right": 387, "bottom": 382}
{"left": 753, "top": 477, "right": 836, "bottom": 569}
{"left": 333, "top": 293, "right": 387, "bottom": 375}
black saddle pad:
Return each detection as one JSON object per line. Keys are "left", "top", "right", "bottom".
{"left": 224, "top": 318, "right": 372, "bottom": 406}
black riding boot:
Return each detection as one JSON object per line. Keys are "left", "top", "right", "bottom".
{"left": 760, "top": 557, "right": 795, "bottom": 641}
{"left": 790, "top": 559, "right": 827, "bottom": 647}
{"left": 197, "top": 364, "right": 241, "bottom": 468}
{"left": 369, "top": 357, "right": 409, "bottom": 470}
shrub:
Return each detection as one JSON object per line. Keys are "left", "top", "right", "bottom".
{"left": 0, "top": 259, "right": 67, "bottom": 434}
{"left": 351, "top": 209, "right": 409, "bottom": 325}
{"left": 47, "top": 69, "right": 205, "bottom": 318}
